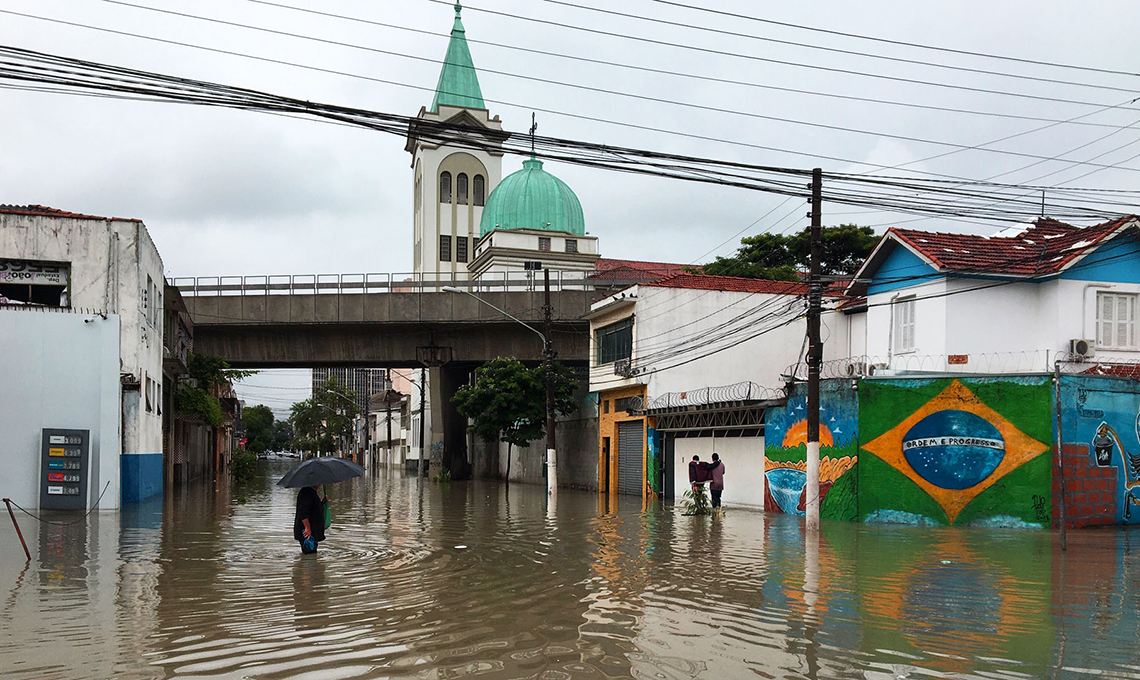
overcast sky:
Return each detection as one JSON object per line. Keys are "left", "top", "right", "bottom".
{"left": 2, "top": 0, "right": 1137, "bottom": 415}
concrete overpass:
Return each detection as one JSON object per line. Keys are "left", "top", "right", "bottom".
{"left": 174, "top": 273, "right": 619, "bottom": 480}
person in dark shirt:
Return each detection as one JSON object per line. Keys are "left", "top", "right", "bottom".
{"left": 706, "top": 453, "right": 725, "bottom": 509}
{"left": 688, "top": 455, "right": 702, "bottom": 490}
{"left": 293, "top": 486, "right": 326, "bottom": 554}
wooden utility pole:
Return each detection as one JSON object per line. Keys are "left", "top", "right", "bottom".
{"left": 544, "top": 268, "right": 557, "bottom": 496}
{"left": 806, "top": 167, "right": 823, "bottom": 531}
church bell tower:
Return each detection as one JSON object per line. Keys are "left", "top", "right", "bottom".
{"left": 407, "top": 2, "right": 504, "bottom": 281}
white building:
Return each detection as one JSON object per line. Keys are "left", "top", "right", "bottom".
{"left": 845, "top": 216, "right": 1140, "bottom": 373}
{"left": 0, "top": 204, "right": 167, "bottom": 508}
{"left": 586, "top": 273, "right": 850, "bottom": 506}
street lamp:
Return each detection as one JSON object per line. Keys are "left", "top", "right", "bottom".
{"left": 441, "top": 282, "right": 558, "bottom": 497}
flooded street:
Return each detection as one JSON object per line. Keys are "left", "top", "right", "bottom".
{"left": 3, "top": 460, "right": 1140, "bottom": 679}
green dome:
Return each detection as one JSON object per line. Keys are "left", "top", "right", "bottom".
{"left": 479, "top": 158, "right": 585, "bottom": 237}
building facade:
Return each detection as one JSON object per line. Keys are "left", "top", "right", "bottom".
{"left": 846, "top": 216, "right": 1140, "bottom": 373}
{"left": 0, "top": 204, "right": 166, "bottom": 506}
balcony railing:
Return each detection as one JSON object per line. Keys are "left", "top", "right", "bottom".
{"left": 169, "top": 270, "right": 640, "bottom": 297}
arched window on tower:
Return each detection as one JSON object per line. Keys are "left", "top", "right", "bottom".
{"left": 457, "top": 173, "right": 469, "bottom": 205}
{"left": 473, "top": 175, "right": 485, "bottom": 206}
{"left": 439, "top": 171, "right": 452, "bottom": 204}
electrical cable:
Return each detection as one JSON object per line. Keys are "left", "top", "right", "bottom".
{"left": 8, "top": 482, "right": 112, "bottom": 526}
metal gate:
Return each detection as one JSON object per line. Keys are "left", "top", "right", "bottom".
{"left": 617, "top": 420, "right": 644, "bottom": 496}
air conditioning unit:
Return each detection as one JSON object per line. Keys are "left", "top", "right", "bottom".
{"left": 1070, "top": 338, "right": 1096, "bottom": 359}
{"left": 844, "top": 361, "right": 867, "bottom": 377}
{"left": 614, "top": 358, "right": 634, "bottom": 377}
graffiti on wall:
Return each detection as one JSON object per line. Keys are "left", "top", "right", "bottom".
{"left": 859, "top": 377, "right": 1052, "bottom": 527}
{"left": 764, "top": 381, "right": 859, "bottom": 520}
{"left": 1062, "top": 377, "right": 1140, "bottom": 525}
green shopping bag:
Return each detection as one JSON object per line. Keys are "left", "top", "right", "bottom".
{"left": 322, "top": 499, "right": 332, "bottom": 530}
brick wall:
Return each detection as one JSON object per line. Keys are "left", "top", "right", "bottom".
{"left": 1053, "top": 443, "right": 1118, "bottom": 529}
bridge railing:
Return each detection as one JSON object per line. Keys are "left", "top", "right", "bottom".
{"left": 170, "top": 270, "right": 626, "bottom": 296}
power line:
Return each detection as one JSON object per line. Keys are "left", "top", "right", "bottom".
{"left": 1, "top": 43, "right": 1136, "bottom": 224}
{"left": 648, "top": 0, "right": 1140, "bottom": 80}
{"left": 61, "top": 2, "right": 1140, "bottom": 172}
{"left": 230, "top": 0, "right": 1133, "bottom": 131}
{"left": 440, "top": 0, "right": 1140, "bottom": 110}
{"left": 541, "top": 0, "right": 1140, "bottom": 95}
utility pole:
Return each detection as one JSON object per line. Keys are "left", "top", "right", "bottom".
{"left": 418, "top": 367, "right": 426, "bottom": 476}
{"left": 806, "top": 167, "right": 823, "bottom": 531}
{"left": 543, "top": 268, "right": 557, "bottom": 496}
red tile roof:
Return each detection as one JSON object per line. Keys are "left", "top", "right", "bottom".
{"left": 1082, "top": 364, "right": 1140, "bottom": 379}
{"left": 0, "top": 204, "right": 140, "bottom": 222}
{"left": 889, "top": 216, "right": 1135, "bottom": 276}
{"left": 643, "top": 272, "right": 848, "bottom": 297}
{"left": 592, "top": 258, "right": 693, "bottom": 281}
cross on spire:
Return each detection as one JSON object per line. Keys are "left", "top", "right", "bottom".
{"left": 529, "top": 112, "right": 538, "bottom": 156}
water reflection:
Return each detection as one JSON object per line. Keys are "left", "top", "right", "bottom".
{"left": 1, "top": 460, "right": 1139, "bottom": 678}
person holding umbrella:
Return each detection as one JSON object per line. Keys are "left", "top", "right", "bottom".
{"left": 293, "top": 485, "right": 326, "bottom": 554}
{"left": 279, "top": 456, "right": 365, "bottom": 554}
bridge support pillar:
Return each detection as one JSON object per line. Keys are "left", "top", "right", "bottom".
{"left": 428, "top": 363, "right": 474, "bottom": 480}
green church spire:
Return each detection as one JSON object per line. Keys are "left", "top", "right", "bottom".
{"left": 430, "top": 2, "right": 485, "bottom": 112}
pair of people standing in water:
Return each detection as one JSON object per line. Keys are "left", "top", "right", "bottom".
{"left": 688, "top": 453, "right": 725, "bottom": 508}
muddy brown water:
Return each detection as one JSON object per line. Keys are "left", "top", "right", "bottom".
{"left": 2, "top": 458, "right": 1139, "bottom": 679}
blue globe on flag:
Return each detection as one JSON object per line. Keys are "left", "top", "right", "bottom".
{"left": 902, "top": 410, "right": 1005, "bottom": 490}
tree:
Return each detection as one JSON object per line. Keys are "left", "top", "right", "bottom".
{"left": 702, "top": 223, "right": 878, "bottom": 280}
{"left": 175, "top": 352, "right": 256, "bottom": 426}
{"left": 452, "top": 357, "right": 579, "bottom": 477}
{"left": 242, "top": 404, "right": 275, "bottom": 454}
{"left": 289, "top": 377, "right": 358, "bottom": 455}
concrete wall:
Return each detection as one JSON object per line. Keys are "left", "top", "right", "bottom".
{"left": 0, "top": 309, "right": 121, "bottom": 510}
{"left": 1056, "top": 374, "right": 1140, "bottom": 528}
{"left": 2, "top": 213, "right": 165, "bottom": 503}
{"left": 673, "top": 436, "right": 766, "bottom": 510}
{"left": 763, "top": 380, "right": 859, "bottom": 520}
{"left": 858, "top": 375, "right": 1053, "bottom": 527}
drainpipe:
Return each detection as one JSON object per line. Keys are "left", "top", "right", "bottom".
{"left": 886, "top": 292, "right": 901, "bottom": 367}
{"left": 1054, "top": 360, "right": 1067, "bottom": 552}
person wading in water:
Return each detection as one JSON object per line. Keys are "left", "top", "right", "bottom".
{"left": 294, "top": 485, "right": 326, "bottom": 554}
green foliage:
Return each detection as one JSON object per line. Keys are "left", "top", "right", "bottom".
{"left": 432, "top": 466, "right": 452, "bottom": 484}
{"left": 175, "top": 383, "right": 223, "bottom": 427}
{"left": 289, "top": 378, "right": 358, "bottom": 454}
{"left": 272, "top": 420, "right": 293, "bottom": 451}
{"left": 188, "top": 352, "right": 257, "bottom": 390}
{"left": 242, "top": 404, "right": 275, "bottom": 454}
{"left": 231, "top": 447, "right": 257, "bottom": 484}
{"left": 176, "top": 353, "right": 254, "bottom": 427}
{"left": 452, "top": 357, "right": 580, "bottom": 449}
{"left": 682, "top": 484, "right": 712, "bottom": 516}
{"left": 703, "top": 223, "right": 878, "bottom": 280}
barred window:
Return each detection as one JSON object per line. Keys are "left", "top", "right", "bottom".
{"left": 439, "top": 235, "right": 452, "bottom": 262}
{"left": 473, "top": 174, "right": 485, "bottom": 206}
{"left": 456, "top": 236, "right": 469, "bottom": 263}
{"left": 565, "top": 239, "right": 578, "bottom": 253}
{"left": 457, "top": 173, "right": 469, "bottom": 204}
{"left": 538, "top": 236, "right": 551, "bottom": 252}
{"left": 596, "top": 317, "right": 633, "bottom": 365}
{"left": 439, "top": 171, "right": 452, "bottom": 204}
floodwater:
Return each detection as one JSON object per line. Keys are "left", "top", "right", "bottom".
{"left": 3, "top": 461, "right": 1140, "bottom": 679}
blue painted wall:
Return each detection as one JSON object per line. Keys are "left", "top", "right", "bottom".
{"left": 1058, "top": 231, "right": 1140, "bottom": 283}
{"left": 121, "top": 453, "right": 163, "bottom": 504}
{"left": 867, "top": 244, "right": 942, "bottom": 295}
{"left": 1057, "top": 375, "right": 1140, "bottom": 526}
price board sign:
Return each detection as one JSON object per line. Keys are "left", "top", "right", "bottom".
{"left": 39, "top": 429, "right": 89, "bottom": 510}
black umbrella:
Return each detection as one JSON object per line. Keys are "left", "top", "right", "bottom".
{"left": 277, "top": 456, "right": 365, "bottom": 488}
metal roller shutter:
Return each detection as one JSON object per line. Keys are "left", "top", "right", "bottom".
{"left": 617, "top": 420, "right": 644, "bottom": 496}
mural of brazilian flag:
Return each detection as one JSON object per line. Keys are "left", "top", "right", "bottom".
{"left": 859, "top": 377, "right": 1053, "bottom": 527}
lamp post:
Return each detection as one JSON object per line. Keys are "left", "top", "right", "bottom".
{"left": 442, "top": 282, "right": 558, "bottom": 496}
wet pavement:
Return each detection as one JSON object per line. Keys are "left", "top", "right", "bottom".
{"left": 2, "top": 458, "right": 1140, "bottom": 679}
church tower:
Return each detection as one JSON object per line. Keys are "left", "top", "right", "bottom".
{"left": 407, "top": 2, "right": 504, "bottom": 281}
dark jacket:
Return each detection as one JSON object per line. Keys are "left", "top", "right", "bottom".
{"left": 689, "top": 461, "right": 710, "bottom": 484}
{"left": 293, "top": 487, "right": 326, "bottom": 542}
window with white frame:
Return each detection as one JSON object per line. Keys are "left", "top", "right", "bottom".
{"left": 1097, "top": 292, "right": 1137, "bottom": 349}
{"left": 893, "top": 296, "right": 916, "bottom": 353}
